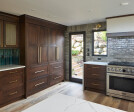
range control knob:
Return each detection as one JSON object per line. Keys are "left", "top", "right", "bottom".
{"left": 111, "top": 68, "right": 115, "bottom": 72}
{"left": 132, "top": 70, "right": 134, "bottom": 73}
{"left": 119, "top": 68, "right": 122, "bottom": 72}
{"left": 123, "top": 69, "right": 126, "bottom": 72}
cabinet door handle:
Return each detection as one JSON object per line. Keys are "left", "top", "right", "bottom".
{"left": 38, "top": 46, "right": 40, "bottom": 63}
{"left": 54, "top": 76, "right": 61, "bottom": 80}
{"left": 55, "top": 47, "right": 59, "bottom": 61}
{"left": 9, "top": 71, "right": 17, "bottom": 74}
{"left": 35, "top": 70, "right": 45, "bottom": 74}
{"left": 40, "top": 47, "right": 42, "bottom": 63}
{"left": 35, "top": 82, "right": 45, "bottom": 87}
{"left": 54, "top": 66, "right": 62, "bottom": 69}
{"left": 9, "top": 91, "right": 18, "bottom": 96}
{"left": 91, "top": 83, "right": 99, "bottom": 86}
{"left": 9, "top": 80, "right": 18, "bottom": 84}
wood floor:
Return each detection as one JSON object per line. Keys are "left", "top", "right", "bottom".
{"left": 0, "top": 81, "right": 134, "bottom": 112}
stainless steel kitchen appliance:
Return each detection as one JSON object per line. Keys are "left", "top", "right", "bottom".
{"left": 107, "top": 62, "right": 134, "bottom": 101}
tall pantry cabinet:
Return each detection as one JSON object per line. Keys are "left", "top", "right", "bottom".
{"left": 20, "top": 15, "right": 66, "bottom": 97}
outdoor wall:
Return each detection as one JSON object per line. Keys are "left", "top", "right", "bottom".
{"left": 64, "top": 22, "right": 134, "bottom": 80}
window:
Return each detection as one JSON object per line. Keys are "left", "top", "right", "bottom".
{"left": 93, "top": 31, "right": 107, "bottom": 56}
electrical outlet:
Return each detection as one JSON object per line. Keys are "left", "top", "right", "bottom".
{"left": 98, "top": 58, "right": 101, "bottom": 60}
{"left": 87, "top": 48, "right": 89, "bottom": 52}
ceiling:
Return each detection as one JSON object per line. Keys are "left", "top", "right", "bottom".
{"left": 0, "top": 0, "right": 133, "bottom": 26}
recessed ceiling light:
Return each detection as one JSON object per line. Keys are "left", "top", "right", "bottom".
{"left": 31, "top": 9, "right": 36, "bottom": 11}
{"left": 120, "top": 2, "right": 129, "bottom": 6}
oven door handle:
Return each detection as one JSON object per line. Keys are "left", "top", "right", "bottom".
{"left": 107, "top": 73, "right": 134, "bottom": 79}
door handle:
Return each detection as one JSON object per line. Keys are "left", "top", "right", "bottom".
{"left": 54, "top": 66, "right": 62, "bottom": 69}
{"left": 40, "top": 47, "right": 42, "bottom": 63}
{"left": 38, "top": 46, "right": 40, "bottom": 63}
{"left": 91, "top": 83, "right": 99, "bottom": 86}
{"left": 9, "top": 91, "right": 18, "bottom": 96}
{"left": 9, "top": 80, "right": 18, "bottom": 84}
{"left": 35, "top": 82, "right": 45, "bottom": 87}
{"left": 55, "top": 47, "right": 59, "bottom": 61}
{"left": 35, "top": 70, "right": 45, "bottom": 74}
{"left": 54, "top": 76, "right": 62, "bottom": 80}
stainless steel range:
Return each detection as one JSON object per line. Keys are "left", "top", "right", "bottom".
{"left": 107, "top": 62, "right": 134, "bottom": 101}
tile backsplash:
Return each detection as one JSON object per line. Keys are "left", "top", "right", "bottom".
{"left": 0, "top": 49, "right": 20, "bottom": 65}
{"left": 108, "top": 37, "right": 134, "bottom": 62}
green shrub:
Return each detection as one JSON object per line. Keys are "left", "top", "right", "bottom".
{"left": 72, "top": 50, "right": 79, "bottom": 55}
{"left": 101, "top": 31, "right": 107, "bottom": 42}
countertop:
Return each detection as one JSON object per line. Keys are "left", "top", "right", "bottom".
{"left": 22, "top": 93, "right": 126, "bottom": 112}
{"left": 84, "top": 61, "right": 108, "bottom": 66}
{"left": 0, "top": 65, "right": 25, "bottom": 72}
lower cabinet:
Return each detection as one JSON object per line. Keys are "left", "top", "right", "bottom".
{"left": 0, "top": 68, "right": 25, "bottom": 107}
{"left": 26, "top": 62, "right": 64, "bottom": 97}
{"left": 49, "top": 63, "right": 64, "bottom": 86}
{"left": 27, "top": 75, "right": 50, "bottom": 96}
{"left": 84, "top": 64, "right": 106, "bottom": 94}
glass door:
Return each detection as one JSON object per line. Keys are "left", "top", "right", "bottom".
{"left": 69, "top": 32, "right": 85, "bottom": 83}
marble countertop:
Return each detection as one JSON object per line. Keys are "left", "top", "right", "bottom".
{"left": 84, "top": 61, "right": 108, "bottom": 66}
{"left": 22, "top": 93, "right": 126, "bottom": 112}
{"left": 0, "top": 65, "right": 25, "bottom": 72}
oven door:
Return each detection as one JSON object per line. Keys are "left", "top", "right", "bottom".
{"left": 107, "top": 73, "right": 134, "bottom": 100}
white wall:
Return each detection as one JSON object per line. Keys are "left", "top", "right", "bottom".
{"left": 107, "top": 16, "right": 134, "bottom": 33}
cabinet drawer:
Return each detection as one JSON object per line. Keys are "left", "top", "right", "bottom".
{"left": 50, "top": 63, "right": 63, "bottom": 74}
{"left": 84, "top": 65, "right": 106, "bottom": 77}
{"left": 50, "top": 74, "right": 64, "bottom": 86}
{"left": 84, "top": 65, "right": 106, "bottom": 73}
{"left": 27, "top": 65, "right": 48, "bottom": 80}
{"left": 0, "top": 86, "right": 24, "bottom": 104}
{"left": 27, "top": 75, "right": 49, "bottom": 95}
{"left": 84, "top": 72, "right": 106, "bottom": 80}
{"left": 0, "top": 68, "right": 24, "bottom": 76}
{"left": 0, "top": 72, "right": 24, "bottom": 90}
{"left": 84, "top": 79, "right": 105, "bottom": 91}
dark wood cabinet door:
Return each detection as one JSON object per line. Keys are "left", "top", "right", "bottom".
{"left": 4, "top": 21, "right": 19, "bottom": 48}
{"left": 49, "top": 29, "right": 56, "bottom": 45}
{"left": 27, "top": 23, "right": 39, "bottom": 67}
{"left": 39, "top": 27, "right": 49, "bottom": 46}
{"left": 39, "top": 27, "right": 49, "bottom": 64}
{"left": 56, "top": 30, "right": 64, "bottom": 46}
{"left": 0, "top": 20, "right": 3, "bottom": 47}
{"left": 48, "top": 29, "right": 64, "bottom": 63}
{"left": 39, "top": 46, "right": 48, "bottom": 64}
{"left": 55, "top": 46, "right": 64, "bottom": 62}
{"left": 48, "top": 46, "right": 56, "bottom": 62}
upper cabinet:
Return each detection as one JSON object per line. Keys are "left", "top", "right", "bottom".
{"left": 0, "top": 20, "right": 3, "bottom": 47}
{"left": 39, "top": 27, "right": 49, "bottom": 65}
{"left": 26, "top": 23, "right": 39, "bottom": 67}
{"left": 0, "top": 12, "right": 19, "bottom": 48}
{"left": 48, "top": 29, "right": 64, "bottom": 63}
{"left": 26, "top": 23, "right": 49, "bottom": 67}
{"left": 4, "top": 22, "right": 19, "bottom": 47}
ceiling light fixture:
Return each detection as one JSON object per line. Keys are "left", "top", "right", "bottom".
{"left": 31, "top": 9, "right": 36, "bottom": 11}
{"left": 120, "top": 2, "right": 129, "bottom": 6}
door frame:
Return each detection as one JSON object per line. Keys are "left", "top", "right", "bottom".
{"left": 69, "top": 31, "right": 86, "bottom": 83}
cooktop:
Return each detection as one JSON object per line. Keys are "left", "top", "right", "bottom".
{"left": 108, "top": 61, "right": 134, "bottom": 67}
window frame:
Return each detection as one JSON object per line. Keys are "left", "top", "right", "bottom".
{"left": 92, "top": 30, "right": 108, "bottom": 56}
